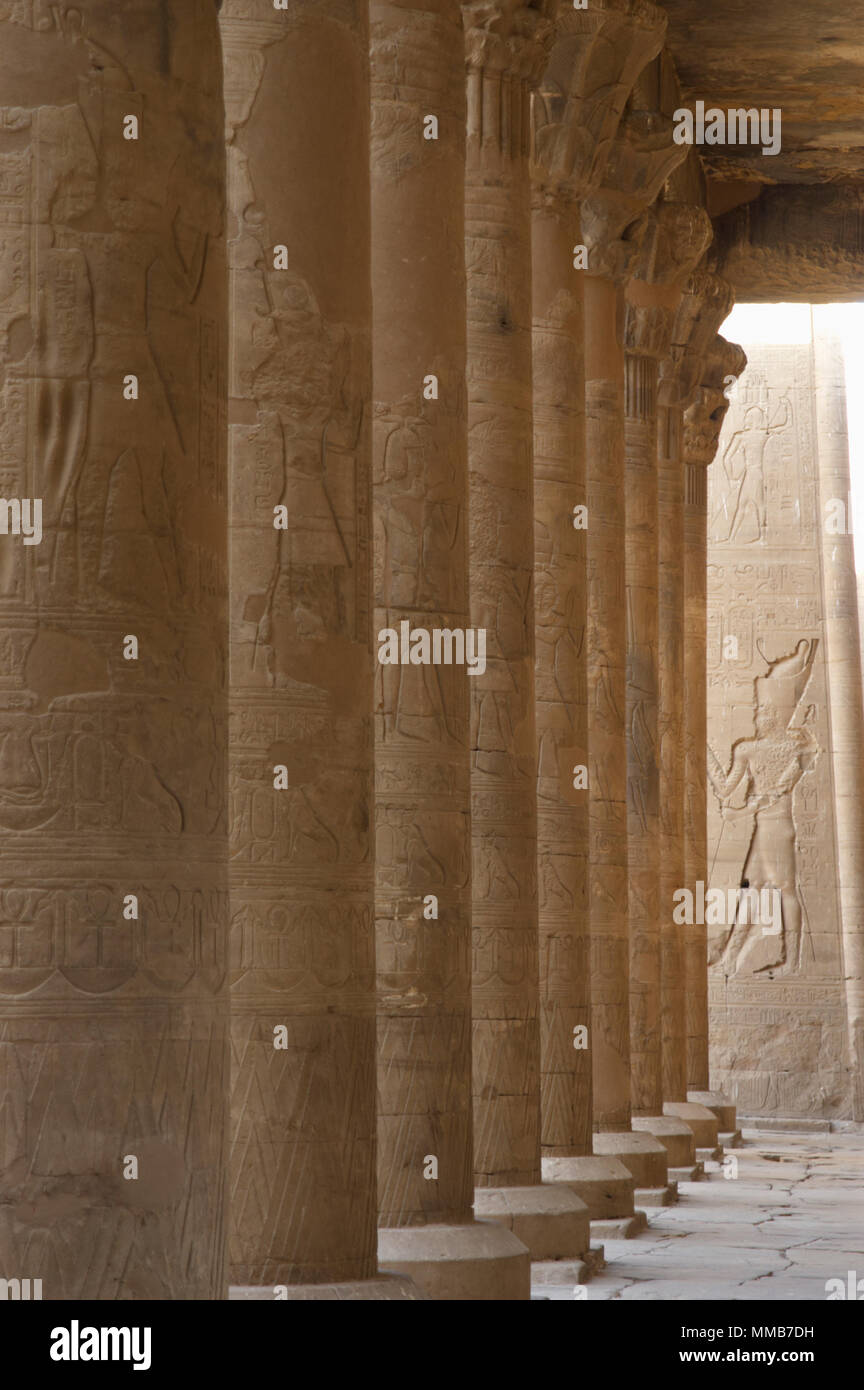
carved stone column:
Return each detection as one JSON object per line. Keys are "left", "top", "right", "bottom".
{"left": 656, "top": 270, "right": 740, "bottom": 1145}
{"left": 657, "top": 342, "right": 688, "bottom": 1109}
{"left": 656, "top": 272, "right": 703, "bottom": 1119}
{"left": 370, "top": 0, "right": 528, "bottom": 1299}
{"left": 813, "top": 324, "right": 864, "bottom": 1124}
{"left": 222, "top": 1, "right": 417, "bottom": 1300}
{"left": 532, "top": 173, "right": 591, "bottom": 1160}
{"left": 624, "top": 202, "right": 711, "bottom": 1177}
{"left": 461, "top": 0, "right": 594, "bottom": 1265}
{"left": 531, "top": 2, "right": 671, "bottom": 1229}
{"left": 581, "top": 95, "right": 686, "bottom": 1198}
{"left": 0, "top": 2, "right": 227, "bottom": 1299}
{"left": 677, "top": 312, "right": 745, "bottom": 1147}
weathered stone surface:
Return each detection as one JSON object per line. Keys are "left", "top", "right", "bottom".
{"left": 378, "top": 1220, "right": 530, "bottom": 1301}
{"left": 371, "top": 0, "right": 474, "bottom": 1244}
{"left": 584, "top": 66, "right": 683, "bottom": 1174}
{"left": 706, "top": 328, "right": 864, "bottom": 1122}
{"left": 715, "top": 187, "right": 864, "bottom": 304}
{"left": 223, "top": 0, "right": 377, "bottom": 1289}
{"left": 535, "top": 1130, "right": 864, "bottom": 1300}
{"left": 593, "top": 1130, "right": 668, "bottom": 1188}
{"left": 542, "top": 1154, "right": 636, "bottom": 1222}
{"left": 662, "top": 0, "right": 864, "bottom": 185}
{"left": 625, "top": 202, "right": 711, "bottom": 1124}
{"left": 473, "top": 1181, "right": 590, "bottom": 1260}
{"left": 463, "top": 2, "right": 549, "bottom": 1197}
{"left": 682, "top": 311, "right": 743, "bottom": 1095}
{"left": 0, "top": 0, "right": 228, "bottom": 1301}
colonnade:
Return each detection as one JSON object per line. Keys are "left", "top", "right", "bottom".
{"left": 0, "top": 0, "right": 745, "bottom": 1302}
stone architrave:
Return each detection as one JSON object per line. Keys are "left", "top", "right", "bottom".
{"left": 370, "top": 0, "right": 529, "bottom": 1299}
{"left": 222, "top": 0, "right": 418, "bottom": 1300}
{"left": 705, "top": 325, "right": 864, "bottom": 1125}
{"left": 0, "top": 1, "right": 227, "bottom": 1299}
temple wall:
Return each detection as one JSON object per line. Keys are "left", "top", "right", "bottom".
{"left": 707, "top": 333, "right": 863, "bottom": 1119}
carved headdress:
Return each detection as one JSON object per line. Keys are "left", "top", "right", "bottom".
{"left": 754, "top": 638, "right": 817, "bottom": 725}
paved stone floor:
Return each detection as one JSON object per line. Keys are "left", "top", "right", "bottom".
{"left": 536, "top": 1130, "right": 864, "bottom": 1300}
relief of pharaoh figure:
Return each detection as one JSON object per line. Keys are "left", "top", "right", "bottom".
{"left": 712, "top": 393, "right": 791, "bottom": 546}
{"left": 707, "top": 639, "right": 818, "bottom": 977}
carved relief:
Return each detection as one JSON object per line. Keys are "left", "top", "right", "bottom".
{"left": 708, "top": 639, "right": 818, "bottom": 976}
{"left": 222, "top": 4, "right": 377, "bottom": 1287}
{"left": 0, "top": 0, "right": 228, "bottom": 1301}
{"left": 707, "top": 338, "right": 853, "bottom": 1119}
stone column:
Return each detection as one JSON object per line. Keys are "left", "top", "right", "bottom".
{"left": 683, "top": 386, "right": 711, "bottom": 1105}
{"left": 222, "top": 1, "right": 416, "bottom": 1300}
{"left": 460, "top": 0, "right": 594, "bottom": 1266}
{"left": 657, "top": 286, "right": 703, "bottom": 1118}
{"left": 657, "top": 352, "right": 688, "bottom": 1106}
{"left": 623, "top": 203, "right": 711, "bottom": 1178}
{"left": 659, "top": 277, "right": 738, "bottom": 1144}
{"left": 531, "top": 3, "right": 670, "bottom": 1229}
{"left": 581, "top": 103, "right": 685, "bottom": 1199}
{"left": 813, "top": 322, "right": 864, "bottom": 1123}
{"left": 0, "top": 1, "right": 226, "bottom": 1300}
{"left": 678, "top": 314, "right": 745, "bottom": 1146}
{"left": 532, "top": 167, "right": 591, "bottom": 1184}
{"left": 370, "top": 0, "right": 528, "bottom": 1300}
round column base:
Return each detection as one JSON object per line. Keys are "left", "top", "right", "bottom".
{"left": 378, "top": 1220, "right": 529, "bottom": 1300}
{"left": 473, "top": 1183, "right": 590, "bottom": 1261}
{"left": 665, "top": 1100, "right": 720, "bottom": 1148}
{"left": 541, "top": 1154, "right": 636, "bottom": 1221}
{"left": 688, "top": 1089, "right": 738, "bottom": 1133}
{"left": 632, "top": 1115, "right": 697, "bottom": 1167}
{"left": 593, "top": 1130, "right": 669, "bottom": 1188}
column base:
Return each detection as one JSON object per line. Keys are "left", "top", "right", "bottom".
{"left": 632, "top": 1114, "right": 697, "bottom": 1167}
{"left": 541, "top": 1154, "right": 636, "bottom": 1220}
{"left": 531, "top": 1258, "right": 590, "bottom": 1288}
{"left": 669, "top": 1161, "right": 705, "bottom": 1182}
{"left": 688, "top": 1089, "right": 738, "bottom": 1133}
{"left": 229, "top": 1274, "right": 427, "bottom": 1300}
{"left": 473, "top": 1183, "right": 590, "bottom": 1261}
{"left": 664, "top": 1100, "right": 720, "bottom": 1149}
{"left": 590, "top": 1210, "right": 648, "bottom": 1240}
{"left": 378, "top": 1220, "right": 530, "bottom": 1300}
{"left": 593, "top": 1130, "right": 669, "bottom": 1188}
{"left": 720, "top": 1130, "right": 744, "bottom": 1148}
{"left": 635, "top": 1182, "right": 678, "bottom": 1207}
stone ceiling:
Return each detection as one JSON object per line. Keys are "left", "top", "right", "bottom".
{"left": 662, "top": 0, "right": 864, "bottom": 187}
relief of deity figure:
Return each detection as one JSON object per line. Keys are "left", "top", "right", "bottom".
{"left": 707, "top": 639, "right": 818, "bottom": 977}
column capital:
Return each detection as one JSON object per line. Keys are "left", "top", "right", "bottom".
{"left": 683, "top": 334, "right": 747, "bottom": 468}
{"left": 625, "top": 201, "right": 713, "bottom": 359}
{"left": 639, "top": 202, "right": 715, "bottom": 287}
{"left": 668, "top": 268, "right": 736, "bottom": 406}
{"left": 530, "top": 0, "right": 665, "bottom": 197}
{"left": 462, "top": 0, "right": 559, "bottom": 81}
{"left": 582, "top": 110, "right": 688, "bottom": 283}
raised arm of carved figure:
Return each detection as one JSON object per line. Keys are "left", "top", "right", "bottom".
{"left": 768, "top": 393, "right": 791, "bottom": 432}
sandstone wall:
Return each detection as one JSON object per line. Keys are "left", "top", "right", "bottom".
{"left": 707, "top": 333, "right": 862, "bottom": 1119}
